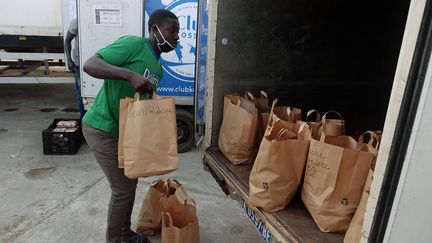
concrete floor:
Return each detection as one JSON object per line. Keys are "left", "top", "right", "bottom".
{"left": 0, "top": 84, "right": 262, "bottom": 243}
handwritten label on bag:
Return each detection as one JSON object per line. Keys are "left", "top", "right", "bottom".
{"left": 306, "top": 149, "right": 330, "bottom": 177}
{"left": 128, "top": 105, "right": 174, "bottom": 121}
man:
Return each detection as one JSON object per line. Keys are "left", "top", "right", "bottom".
{"left": 82, "top": 9, "right": 179, "bottom": 243}
{"left": 64, "top": 18, "right": 85, "bottom": 118}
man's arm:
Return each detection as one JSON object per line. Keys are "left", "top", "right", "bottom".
{"left": 64, "top": 31, "right": 75, "bottom": 72}
{"left": 83, "top": 54, "right": 152, "bottom": 94}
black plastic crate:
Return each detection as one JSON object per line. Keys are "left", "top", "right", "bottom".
{"left": 42, "top": 118, "right": 82, "bottom": 155}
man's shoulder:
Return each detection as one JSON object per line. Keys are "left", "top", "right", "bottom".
{"left": 117, "top": 36, "right": 155, "bottom": 55}
{"left": 117, "top": 35, "right": 147, "bottom": 44}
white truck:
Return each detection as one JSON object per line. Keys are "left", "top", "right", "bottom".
{"left": 198, "top": 0, "right": 432, "bottom": 242}
{"left": 0, "top": 0, "right": 76, "bottom": 82}
{"left": 0, "top": 0, "right": 64, "bottom": 52}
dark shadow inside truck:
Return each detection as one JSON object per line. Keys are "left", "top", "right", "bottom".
{"left": 211, "top": 0, "right": 410, "bottom": 139}
{"left": 204, "top": 0, "right": 411, "bottom": 242}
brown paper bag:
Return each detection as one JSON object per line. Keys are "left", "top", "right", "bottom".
{"left": 297, "top": 109, "right": 322, "bottom": 139}
{"left": 160, "top": 179, "right": 191, "bottom": 210}
{"left": 344, "top": 169, "right": 373, "bottom": 243}
{"left": 369, "top": 130, "right": 382, "bottom": 170}
{"left": 344, "top": 130, "right": 382, "bottom": 243}
{"left": 245, "top": 91, "right": 270, "bottom": 142}
{"left": 137, "top": 179, "right": 168, "bottom": 235}
{"left": 218, "top": 94, "right": 259, "bottom": 165}
{"left": 249, "top": 100, "right": 311, "bottom": 212}
{"left": 161, "top": 199, "right": 199, "bottom": 243}
{"left": 273, "top": 106, "right": 302, "bottom": 123}
{"left": 244, "top": 90, "right": 270, "bottom": 112}
{"left": 316, "top": 110, "right": 346, "bottom": 139}
{"left": 261, "top": 104, "right": 302, "bottom": 129}
{"left": 301, "top": 131, "right": 379, "bottom": 232}
{"left": 118, "top": 97, "right": 135, "bottom": 168}
{"left": 123, "top": 93, "right": 179, "bottom": 178}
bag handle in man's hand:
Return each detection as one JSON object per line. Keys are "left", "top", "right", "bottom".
{"left": 133, "top": 92, "right": 158, "bottom": 101}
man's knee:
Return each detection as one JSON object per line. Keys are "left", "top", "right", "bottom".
{"left": 111, "top": 182, "right": 137, "bottom": 202}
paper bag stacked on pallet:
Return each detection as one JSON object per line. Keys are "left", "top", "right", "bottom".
{"left": 316, "top": 110, "right": 346, "bottom": 139}
{"left": 344, "top": 131, "right": 380, "bottom": 242}
{"left": 251, "top": 92, "right": 302, "bottom": 139}
{"left": 249, "top": 99, "right": 311, "bottom": 212}
{"left": 344, "top": 169, "right": 373, "bottom": 242}
{"left": 218, "top": 94, "right": 260, "bottom": 164}
{"left": 302, "top": 131, "right": 379, "bottom": 232}
{"left": 297, "top": 109, "right": 322, "bottom": 139}
{"left": 219, "top": 91, "right": 302, "bottom": 165}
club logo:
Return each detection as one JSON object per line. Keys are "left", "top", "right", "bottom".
{"left": 160, "top": 0, "right": 197, "bottom": 83}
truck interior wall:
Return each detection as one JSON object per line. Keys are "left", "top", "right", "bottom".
{"left": 210, "top": 0, "right": 410, "bottom": 145}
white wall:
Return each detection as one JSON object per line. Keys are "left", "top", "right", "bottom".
{"left": 78, "top": 0, "right": 143, "bottom": 97}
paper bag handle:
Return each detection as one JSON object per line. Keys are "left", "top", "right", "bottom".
{"left": 151, "top": 92, "right": 157, "bottom": 99}
{"left": 244, "top": 91, "right": 255, "bottom": 101}
{"left": 319, "top": 131, "right": 327, "bottom": 142}
{"left": 244, "top": 91, "right": 268, "bottom": 100}
{"left": 306, "top": 109, "right": 321, "bottom": 122}
{"left": 165, "top": 179, "right": 180, "bottom": 196}
{"left": 322, "top": 110, "right": 343, "bottom": 122}
{"left": 274, "top": 129, "right": 288, "bottom": 141}
{"left": 163, "top": 212, "right": 174, "bottom": 227}
{"left": 265, "top": 98, "right": 279, "bottom": 130}
{"left": 133, "top": 92, "right": 157, "bottom": 101}
{"left": 184, "top": 198, "right": 197, "bottom": 206}
{"left": 298, "top": 122, "right": 312, "bottom": 141}
{"left": 167, "top": 179, "right": 179, "bottom": 186}
{"left": 358, "top": 131, "right": 380, "bottom": 150}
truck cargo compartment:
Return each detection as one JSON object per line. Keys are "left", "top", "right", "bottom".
{"left": 204, "top": 146, "right": 344, "bottom": 243}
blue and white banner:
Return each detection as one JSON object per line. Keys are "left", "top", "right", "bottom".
{"left": 195, "top": 0, "right": 208, "bottom": 130}
{"left": 145, "top": 0, "right": 198, "bottom": 97}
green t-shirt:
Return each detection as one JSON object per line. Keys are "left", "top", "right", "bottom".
{"left": 82, "top": 36, "right": 163, "bottom": 136}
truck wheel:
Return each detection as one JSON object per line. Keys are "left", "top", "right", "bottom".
{"left": 176, "top": 109, "right": 194, "bottom": 153}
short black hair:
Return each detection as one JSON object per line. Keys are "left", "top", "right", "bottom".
{"left": 148, "top": 9, "right": 178, "bottom": 32}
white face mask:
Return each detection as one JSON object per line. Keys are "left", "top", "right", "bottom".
{"left": 154, "top": 25, "right": 175, "bottom": 52}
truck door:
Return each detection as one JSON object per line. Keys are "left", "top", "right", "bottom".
{"left": 194, "top": 0, "right": 209, "bottom": 146}
{"left": 78, "top": 0, "right": 144, "bottom": 97}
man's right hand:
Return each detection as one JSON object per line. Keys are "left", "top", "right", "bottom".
{"left": 128, "top": 72, "right": 153, "bottom": 95}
